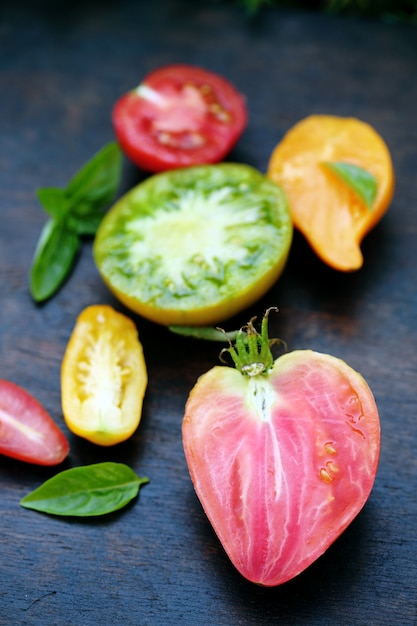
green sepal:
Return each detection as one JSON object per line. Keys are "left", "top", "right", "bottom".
{"left": 220, "top": 308, "right": 283, "bottom": 377}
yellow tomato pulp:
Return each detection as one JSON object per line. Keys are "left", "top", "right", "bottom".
{"left": 61, "top": 305, "right": 147, "bottom": 446}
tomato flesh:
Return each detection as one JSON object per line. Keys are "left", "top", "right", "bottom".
{"left": 93, "top": 163, "right": 293, "bottom": 327}
{"left": 112, "top": 64, "right": 248, "bottom": 172}
{"left": 182, "top": 350, "right": 380, "bottom": 586}
{"left": 61, "top": 305, "right": 147, "bottom": 446}
{"left": 0, "top": 380, "right": 69, "bottom": 465}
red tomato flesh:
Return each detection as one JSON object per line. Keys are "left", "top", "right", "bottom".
{"left": 0, "top": 380, "right": 69, "bottom": 465}
{"left": 112, "top": 64, "right": 248, "bottom": 172}
{"left": 182, "top": 350, "right": 380, "bottom": 586}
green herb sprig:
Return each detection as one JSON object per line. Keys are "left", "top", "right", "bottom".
{"left": 322, "top": 161, "right": 378, "bottom": 209}
{"left": 30, "top": 142, "right": 122, "bottom": 303}
{"left": 20, "top": 462, "right": 149, "bottom": 517}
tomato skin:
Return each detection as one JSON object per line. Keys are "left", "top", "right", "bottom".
{"left": 0, "top": 380, "right": 69, "bottom": 465}
{"left": 112, "top": 64, "right": 248, "bottom": 172}
{"left": 61, "top": 305, "right": 147, "bottom": 446}
{"left": 182, "top": 350, "right": 380, "bottom": 586}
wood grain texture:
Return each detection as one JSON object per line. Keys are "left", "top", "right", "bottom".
{"left": 1, "top": 1, "right": 416, "bottom": 624}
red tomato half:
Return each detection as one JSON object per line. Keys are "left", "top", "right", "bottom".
{"left": 0, "top": 380, "right": 69, "bottom": 465}
{"left": 112, "top": 64, "right": 248, "bottom": 172}
{"left": 182, "top": 313, "right": 380, "bottom": 586}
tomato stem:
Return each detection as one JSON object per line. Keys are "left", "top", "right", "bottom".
{"left": 220, "top": 307, "right": 282, "bottom": 377}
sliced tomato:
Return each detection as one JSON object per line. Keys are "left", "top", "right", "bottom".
{"left": 112, "top": 64, "right": 248, "bottom": 172}
{"left": 93, "top": 163, "right": 293, "bottom": 327}
{"left": 61, "top": 305, "right": 147, "bottom": 446}
{"left": 182, "top": 312, "right": 380, "bottom": 586}
{"left": 267, "top": 115, "right": 395, "bottom": 271}
{"left": 0, "top": 380, "right": 69, "bottom": 465}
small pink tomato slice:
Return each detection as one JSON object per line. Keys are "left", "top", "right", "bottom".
{"left": 0, "top": 379, "right": 69, "bottom": 465}
{"left": 182, "top": 350, "right": 380, "bottom": 586}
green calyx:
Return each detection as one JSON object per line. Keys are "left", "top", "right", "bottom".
{"left": 220, "top": 307, "right": 283, "bottom": 376}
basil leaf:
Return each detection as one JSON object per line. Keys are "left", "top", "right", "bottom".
{"left": 169, "top": 325, "right": 239, "bottom": 342}
{"left": 37, "top": 187, "right": 68, "bottom": 219}
{"left": 30, "top": 142, "right": 122, "bottom": 302}
{"left": 67, "top": 212, "right": 105, "bottom": 236}
{"left": 30, "top": 218, "right": 80, "bottom": 302}
{"left": 20, "top": 462, "right": 149, "bottom": 517}
{"left": 66, "top": 142, "right": 123, "bottom": 215}
{"left": 323, "top": 161, "right": 378, "bottom": 209}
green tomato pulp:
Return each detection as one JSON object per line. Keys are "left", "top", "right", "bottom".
{"left": 93, "top": 163, "right": 293, "bottom": 325}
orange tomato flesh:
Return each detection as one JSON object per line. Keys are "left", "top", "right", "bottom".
{"left": 267, "top": 115, "right": 395, "bottom": 271}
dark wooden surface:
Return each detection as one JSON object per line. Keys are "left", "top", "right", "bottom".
{"left": 1, "top": 1, "right": 417, "bottom": 624}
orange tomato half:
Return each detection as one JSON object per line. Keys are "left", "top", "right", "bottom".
{"left": 267, "top": 115, "right": 395, "bottom": 271}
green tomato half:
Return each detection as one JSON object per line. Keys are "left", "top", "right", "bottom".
{"left": 93, "top": 163, "right": 292, "bottom": 326}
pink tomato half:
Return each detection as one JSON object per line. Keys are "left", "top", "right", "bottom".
{"left": 0, "top": 379, "right": 69, "bottom": 465}
{"left": 182, "top": 315, "right": 380, "bottom": 586}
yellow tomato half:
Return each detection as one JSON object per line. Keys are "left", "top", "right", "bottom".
{"left": 61, "top": 305, "right": 147, "bottom": 446}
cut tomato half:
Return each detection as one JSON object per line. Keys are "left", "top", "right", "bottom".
{"left": 182, "top": 312, "right": 380, "bottom": 586}
{"left": 112, "top": 64, "right": 248, "bottom": 172}
{"left": 93, "top": 163, "right": 293, "bottom": 326}
{"left": 61, "top": 305, "right": 147, "bottom": 446}
{"left": 0, "top": 379, "right": 69, "bottom": 465}
{"left": 267, "top": 115, "right": 395, "bottom": 271}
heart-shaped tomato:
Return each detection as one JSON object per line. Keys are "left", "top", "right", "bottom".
{"left": 182, "top": 310, "right": 380, "bottom": 586}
